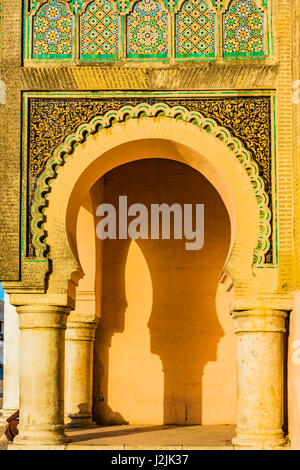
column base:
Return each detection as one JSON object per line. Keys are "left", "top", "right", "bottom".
{"left": 13, "top": 424, "right": 69, "bottom": 446}
{"left": 65, "top": 413, "right": 96, "bottom": 428}
{"left": 232, "top": 428, "right": 287, "bottom": 448}
{"left": 0, "top": 409, "right": 18, "bottom": 423}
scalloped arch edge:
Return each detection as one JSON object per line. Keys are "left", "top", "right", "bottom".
{"left": 31, "top": 102, "right": 271, "bottom": 267}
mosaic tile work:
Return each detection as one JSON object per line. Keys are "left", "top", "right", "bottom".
{"left": 127, "top": 0, "right": 168, "bottom": 58}
{"left": 175, "top": 0, "right": 215, "bottom": 58}
{"left": 32, "top": 0, "right": 73, "bottom": 58}
{"left": 212, "top": 0, "right": 225, "bottom": 10}
{"left": 80, "top": 0, "right": 119, "bottom": 59}
{"left": 71, "top": 0, "right": 83, "bottom": 14}
{"left": 223, "top": 0, "right": 264, "bottom": 57}
{"left": 27, "top": 96, "right": 273, "bottom": 262}
{"left": 28, "top": 0, "right": 268, "bottom": 61}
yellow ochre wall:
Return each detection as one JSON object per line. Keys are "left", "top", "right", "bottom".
{"left": 93, "top": 158, "right": 236, "bottom": 426}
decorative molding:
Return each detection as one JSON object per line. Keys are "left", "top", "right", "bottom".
{"left": 28, "top": 101, "right": 271, "bottom": 267}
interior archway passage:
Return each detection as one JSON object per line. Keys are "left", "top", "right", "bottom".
{"left": 89, "top": 158, "right": 235, "bottom": 425}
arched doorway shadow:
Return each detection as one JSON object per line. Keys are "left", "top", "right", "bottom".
{"left": 93, "top": 158, "right": 232, "bottom": 425}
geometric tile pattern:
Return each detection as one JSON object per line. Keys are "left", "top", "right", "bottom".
{"left": 127, "top": 0, "right": 168, "bottom": 58}
{"left": 80, "top": 0, "right": 119, "bottom": 59}
{"left": 176, "top": 0, "right": 215, "bottom": 57}
{"left": 32, "top": 0, "right": 73, "bottom": 58}
{"left": 30, "top": 0, "right": 267, "bottom": 61}
{"left": 223, "top": 0, "right": 264, "bottom": 57}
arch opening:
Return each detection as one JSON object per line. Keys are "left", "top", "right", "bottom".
{"left": 80, "top": 158, "right": 236, "bottom": 425}
{"left": 44, "top": 116, "right": 261, "bottom": 301}
{"left": 67, "top": 138, "right": 238, "bottom": 281}
{"left": 43, "top": 116, "right": 263, "bottom": 435}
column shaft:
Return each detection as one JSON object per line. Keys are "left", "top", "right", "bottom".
{"left": 232, "top": 309, "right": 288, "bottom": 448}
{"left": 13, "top": 305, "right": 70, "bottom": 448}
{"left": 65, "top": 319, "right": 97, "bottom": 427}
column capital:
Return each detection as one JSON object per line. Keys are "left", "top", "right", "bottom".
{"left": 17, "top": 305, "right": 70, "bottom": 330}
{"left": 65, "top": 319, "right": 97, "bottom": 341}
{"left": 232, "top": 309, "right": 288, "bottom": 333}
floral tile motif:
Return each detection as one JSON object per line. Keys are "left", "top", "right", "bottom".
{"left": 71, "top": 0, "right": 83, "bottom": 14}
{"left": 80, "top": 0, "right": 119, "bottom": 59}
{"left": 175, "top": 0, "right": 215, "bottom": 58}
{"left": 223, "top": 0, "right": 264, "bottom": 57}
{"left": 127, "top": 0, "right": 168, "bottom": 58}
{"left": 32, "top": 0, "right": 73, "bottom": 58}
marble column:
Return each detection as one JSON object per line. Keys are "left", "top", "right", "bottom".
{"left": 12, "top": 305, "right": 70, "bottom": 448}
{"left": 232, "top": 309, "right": 288, "bottom": 448}
{"left": 65, "top": 317, "right": 97, "bottom": 428}
{"left": 0, "top": 293, "right": 20, "bottom": 422}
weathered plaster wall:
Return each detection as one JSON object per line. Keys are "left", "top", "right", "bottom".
{"left": 0, "top": 0, "right": 22, "bottom": 280}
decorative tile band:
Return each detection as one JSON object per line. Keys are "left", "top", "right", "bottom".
{"left": 24, "top": 0, "right": 271, "bottom": 61}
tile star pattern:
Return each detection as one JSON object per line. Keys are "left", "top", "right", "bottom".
{"left": 30, "top": 0, "right": 267, "bottom": 61}
{"left": 127, "top": 0, "right": 168, "bottom": 58}
{"left": 175, "top": 0, "right": 215, "bottom": 58}
{"left": 33, "top": 0, "right": 73, "bottom": 58}
{"left": 80, "top": 0, "right": 119, "bottom": 59}
{"left": 223, "top": 0, "right": 264, "bottom": 57}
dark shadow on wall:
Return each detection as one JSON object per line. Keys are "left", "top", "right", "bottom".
{"left": 92, "top": 158, "right": 231, "bottom": 425}
{"left": 93, "top": 238, "right": 131, "bottom": 425}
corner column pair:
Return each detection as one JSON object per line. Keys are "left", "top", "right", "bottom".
{"left": 13, "top": 305, "right": 69, "bottom": 448}
{"left": 11, "top": 304, "right": 97, "bottom": 448}
{"left": 9, "top": 303, "right": 288, "bottom": 448}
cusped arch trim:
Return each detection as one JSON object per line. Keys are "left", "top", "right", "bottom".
{"left": 31, "top": 102, "right": 271, "bottom": 267}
